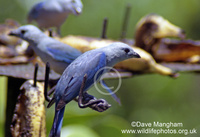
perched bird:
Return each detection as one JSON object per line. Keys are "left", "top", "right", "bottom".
{"left": 27, "top": 0, "right": 83, "bottom": 35}
{"left": 9, "top": 25, "right": 82, "bottom": 74}
{"left": 47, "top": 42, "right": 140, "bottom": 137}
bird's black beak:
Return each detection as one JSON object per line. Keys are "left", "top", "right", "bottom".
{"left": 134, "top": 52, "right": 141, "bottom": 58}
{"left": 8, "top": 31, "right": 15, "bottom": 36}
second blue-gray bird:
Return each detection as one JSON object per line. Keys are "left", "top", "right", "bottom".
{"left": 27, "top": 0, "right": 83, "bottom": 34}
{"left": 47, "top": 42, "right": 140, "bottom": 137}
{"left": 9, "top": 25, "right": 82, "bottom": 74}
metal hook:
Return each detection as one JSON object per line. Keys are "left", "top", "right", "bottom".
{"left": 33, "top": 63, "right": 38, "bottom": 87}
{"left": 101, "top": 17, "right": 108, "bottom": 39}
{"left": 47, "top": 85, "right": 56, "bottom": 96}
{"left": 44, "top": 62, "right": 51, "bottom": 102}
{"left": 48, "top": 29, "right": 53, "bottom": 37}
{"left": 120, "top": 4, "right": 131, "bottom": 40}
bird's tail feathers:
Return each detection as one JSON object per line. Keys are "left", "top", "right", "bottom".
{"left": 49, "top": 106, "right": 65, "bottom": 137}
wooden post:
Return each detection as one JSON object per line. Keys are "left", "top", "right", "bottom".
{"left": 5, "top": 77, "right": 25, "bottom": 137}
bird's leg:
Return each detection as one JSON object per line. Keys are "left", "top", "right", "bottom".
{"left": 78, "top": 74, "right": 102, "bottom": 108}
{"left": 77, "top": 74, "right": 111, "bottom": 112}
{"left": 44, "top": 62, "right": 51, "bottom": 102}
{"left": 78, "top": 74, "right": 95, "bottom": 108}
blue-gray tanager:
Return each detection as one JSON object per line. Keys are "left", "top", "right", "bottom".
{"left": 27, "top": 0, "right": 83, "bottom": 34}
{"left": 9, "top": 25, "right": 82, "bottom": 74}
{"left": 47, "top": 42, "right": 140, "bottom": 137}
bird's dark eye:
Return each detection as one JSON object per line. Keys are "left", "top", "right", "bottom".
{"left": 124, "top": 48, "right": 130, "bottom": 53}
{"left": 21, "top": 30, "right": 26, "bottom": 34}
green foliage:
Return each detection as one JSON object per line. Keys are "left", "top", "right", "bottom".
{"left": 0, "top": 77, "right": 6, "bottom": 137}
{"left": 61, "top": 125, "right": 100, "bottom": 137}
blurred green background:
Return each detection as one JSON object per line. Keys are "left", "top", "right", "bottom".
{"left": 1, "top": 0, "right": 200, "bottom": 137}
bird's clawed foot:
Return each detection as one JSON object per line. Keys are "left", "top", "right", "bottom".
{"left": 77, "top": 74, "right": 111, "bottom": 112}
{"left": 86, "top": 98, "right": 111, "bottom": 112}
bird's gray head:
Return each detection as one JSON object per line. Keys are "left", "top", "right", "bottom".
{"left": 59, "top": 0, "right": 83, "bottom": 15}
{"left": 9, "top": 25, "right": 45, "bottom": 43}
{"left": 102, "top": 42, "right": 141, "bottom": 66}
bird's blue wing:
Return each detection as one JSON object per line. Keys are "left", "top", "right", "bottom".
{"left": 84, "top": 53, "right": 106, "bottom": 89}
{"left": 28, "top": 2, "right": 44, "bottom": 20}
{"left": 46, "top": 43, "right": 82, "bottom": 64}
{"left": 56, "top": 51, "right": 107, "bottom": 109}
{"left": 65, "top": 51, "right": 107, "bottom": 96}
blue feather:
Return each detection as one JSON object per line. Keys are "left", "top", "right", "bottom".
{"left": 49, "top": 106, "right": 65, "bottom": 137}
{"left": 46, "top": 47, "right": 81, "bottom": 64}
{"left": 30, "top": 2, "right": 44, "bottom": 19}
